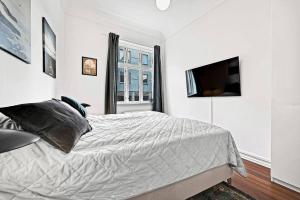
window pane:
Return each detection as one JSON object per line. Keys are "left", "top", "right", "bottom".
{"left": 119, "top": 48, "right": 124, "bottom": 62}
{"left": 142, "top": 53, "right": 152, "bottom": 67}
{"left": 143, "top": 71, "right": 152, "bottom": 101}
{"left": 117, "top": 67, "right": 125, "bottom": 101}
{"left": 141, "top": 54, "right": 148, "bottom": 66}
{"left": 128, "top": 69, "right": 139, "bottom": 101}
{"left": 128, "top": 49, "right": 139, "bottom": 65}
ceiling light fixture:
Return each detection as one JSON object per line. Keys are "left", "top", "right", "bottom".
{"left": 156, "top": 0, "right": 171, "bottom": 11}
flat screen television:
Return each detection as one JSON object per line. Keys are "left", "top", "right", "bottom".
{"left": 185, "top": 57, "right": 241, "bottom": 97}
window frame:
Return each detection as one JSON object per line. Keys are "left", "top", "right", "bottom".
{"left": 117, "top": 41, "right": 154, "bottom": 105}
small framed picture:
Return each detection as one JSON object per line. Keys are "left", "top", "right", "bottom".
{"left": 82, "top": 57, "right": 97, "bottom": 76}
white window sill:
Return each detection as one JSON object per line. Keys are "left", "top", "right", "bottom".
{"left": 117, "top": 102, "right": 152, "bottom": 106}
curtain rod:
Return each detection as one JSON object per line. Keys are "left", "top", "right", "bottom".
{"left": 100, "top": 32, "right": 154, "bottom": 50}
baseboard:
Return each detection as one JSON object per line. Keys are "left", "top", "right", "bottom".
{"left": 271, "top": 177, "right": 300, "bottom": 193}
{"left": 239, "top": 151, "right": 300, "bottom": 193}
{"left": 239, "top": 150, "right": 271, "bottom": 168}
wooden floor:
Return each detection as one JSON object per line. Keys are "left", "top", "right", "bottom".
{"left": 232, "top": 159, "right": 300, "bottom": 200}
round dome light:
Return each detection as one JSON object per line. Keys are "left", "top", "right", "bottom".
{"left": 156, "top": 0, "right": 171, "bottom": 11}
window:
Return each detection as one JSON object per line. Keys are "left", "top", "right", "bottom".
{"left": 119, "top": 48, "right": 125, "bottom": 62}
{"left": 119, "top": 69, "right": 124, "bottom": 83}
{"left": 117, "top": 42, "right": 153, "bottom": 104}
{"left": 142, "top": 54, "right": 150, "bottom": 66}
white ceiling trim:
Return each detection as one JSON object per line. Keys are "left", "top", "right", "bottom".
{"left": 94, "top": 7, "right": 165, "bottom": 40}
{"left": 64, "top": 7, "right": 164, "bottom": 42}
{"left": 63, "top": 0, "right": 227, "bottom": 40}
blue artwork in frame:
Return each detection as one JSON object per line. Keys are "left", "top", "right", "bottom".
{"left": 0, "top": 0, "right": 31, "bottom": 63}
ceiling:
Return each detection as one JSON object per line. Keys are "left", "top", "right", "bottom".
{"left": 63, "top": 0, "right": 226, "bottom": 38}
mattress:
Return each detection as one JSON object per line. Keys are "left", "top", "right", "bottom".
{"left": 0, "top": 111, "right": 246, "bottom": 200}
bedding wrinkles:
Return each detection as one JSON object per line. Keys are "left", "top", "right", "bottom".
{"left": 0, "top": 111, "right": 245, "bottom": 200}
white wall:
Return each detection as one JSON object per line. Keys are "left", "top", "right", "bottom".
{"left": 165, "top": 0, "right": 272, "bottom": 162}
{"left": 57, "top": 8, "right": 164, "bottom": 115}
{"left": 1, "top": 0, "right": 299, "bottom": 191}
{"left": 271, "top": 0, "right": 300, "bottom": 191}
{"left": 0, "top": 0, "right": 64, "bottom": 107}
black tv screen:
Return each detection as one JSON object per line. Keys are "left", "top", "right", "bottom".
{"left": 186, "top": 57, "right": 241, "bottom": 97}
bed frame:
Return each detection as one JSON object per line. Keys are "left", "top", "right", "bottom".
{"left": 130, "top": 164, "right": 233, "bottom": 200}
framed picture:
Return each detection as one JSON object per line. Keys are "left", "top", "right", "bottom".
{"left": 82, "top": 57, "right": 97, "bottom": 76}
{"left": 0, "top": 0, "right": 31, "bottom": 63}
{"left": 42, "top": 17, "right": 56, "bottom": 78}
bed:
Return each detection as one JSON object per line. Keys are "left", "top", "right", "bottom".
{"left": 0, "top": 111, "right": 246, "bottom": 200}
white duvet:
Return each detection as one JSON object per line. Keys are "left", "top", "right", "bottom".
{"left": 0, "top": 111, "right": 246, "bottom": 200}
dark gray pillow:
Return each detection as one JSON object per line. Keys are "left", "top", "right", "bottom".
{"left": 0, "top": 100, "right": 92, "bottom": 153}
{"left": 61, "top": 96, "right": 87, "bottom": 118}
{"left": 81, "top": 103, "right": 91, "bottom": 108}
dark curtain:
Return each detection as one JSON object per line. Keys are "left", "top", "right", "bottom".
{"left": 105, "top": 33, "right": 119, "bottom": 114}
{"left": 153, "top": 45, "right": 164, "bottom": 112}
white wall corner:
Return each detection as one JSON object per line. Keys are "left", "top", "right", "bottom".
{"left": 239, "top": 150, "right": 271, "bottom": 169}
{"left": 271, "top": 177, "right": 300, "bottom": 193}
